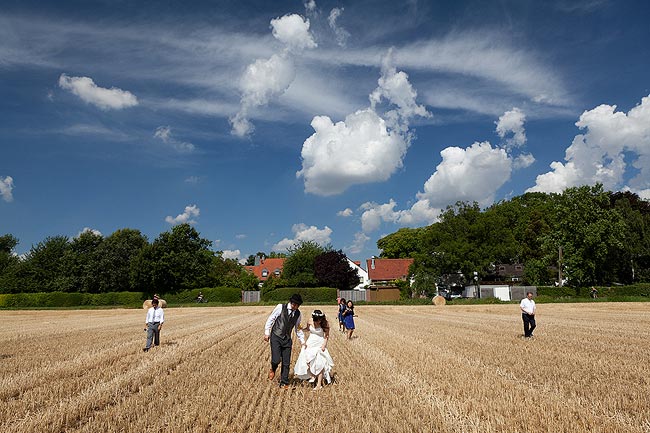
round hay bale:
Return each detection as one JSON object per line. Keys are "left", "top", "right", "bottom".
{"left": 432, "top": 295, "right": 446, "bottom": 306}
{"left": 143, "top": 299, "right": 167, "bottom": 309}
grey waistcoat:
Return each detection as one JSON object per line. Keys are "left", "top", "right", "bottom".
{"left": 272, "top": 303, "right": 300, "bottom": 338}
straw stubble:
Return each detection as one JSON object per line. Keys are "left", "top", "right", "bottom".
{"left": 1, "top": 303, "right": 649, "bottom": 432}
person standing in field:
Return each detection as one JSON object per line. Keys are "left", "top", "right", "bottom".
{"left": 338, "top": 297, "right": 346, "bottom": 332}
{"left": 264, "top": 293, "right": 306, "bottom": 389}
{"left": 520, "top": 291, "right": 536, "bottom": 338}
{"left": 343, "top": 300, "right": 355, "bottom": 340}
{"left": 143, "top": 298, "right": 164, "bottom": 352}
{"left": 294, "top": 310, "right": 335, "bottom": 390}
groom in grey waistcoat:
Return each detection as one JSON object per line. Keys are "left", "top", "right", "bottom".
{"left": 264, "top": 293, "right": 306, "bottom": 389}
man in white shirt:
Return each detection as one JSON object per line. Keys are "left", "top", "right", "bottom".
{"left": 143, "top": 298, "right": 165, "bottom": 352}
{"left": 264, "top": 293, "right": 306, "bottom": 389}
{"left": 520, "top": 291, "right": 536, "bottom": 338}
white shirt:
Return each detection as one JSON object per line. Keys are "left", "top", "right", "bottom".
{"left": 520, "top": 298, "right": 536, "bottom": 315}
{"left": 264, "top": 303, "right": 305, "bottom": 344}
{"left": 146, "top": 306, "right": 165, "bottom": 324}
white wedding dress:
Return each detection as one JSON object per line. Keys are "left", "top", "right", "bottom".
{"left": 294, "top": 325, "right": 334, "bottom": 383}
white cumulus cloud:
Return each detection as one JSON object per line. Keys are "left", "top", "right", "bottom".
{"left": 165, "top": 204, "right": 200, "bottom": 225}
{"left": 358, "top": 198, "right": 439, "bottom": 233}
{"left": 272, "top": 223, "right": 332, "bottom": 251}
{"left": 359, "top": 141, "right": 515, "bottom": 233}
{"left": 513, "top": 153, "right": 536, "bottom": 170}
{"left": 230, "top": 53, "right": 296, "bottom": 137}
{"left": 337, "top": 208, "right": 353, "bottom": 217}
{"left": 270, "top": 14, "right": 317, "bottom": 51}
{"left": 297, "top": 109, "right": 409, "bottom": 195}
{"left": 231, "top": 14, "right": 316, "bottom": 137}
{"left": 77, "top": 227, "right": 102, "bottom": 237}
{"left": 418, "top": 141, "right": 513, "bottom": 207}
{"left": 528, "top": 94, "right": 650, "bottom": 195}
{"left": 495, "top": 107, "right": 527, "bottom": 149}
{"left": 58, "top": 73, "right": 138, "bottom": 110}
{"left": 346, "top": 231, "right": 370, "bottom": 255}
{"left": 0, "top": 176, "right": 14, "bottom": 202}
{"left": 298, "top": 51, "right": 429, "bottom": 195}
{"left": 369, "top": 50, "right": 430, "bottom": 132}
{"left": 154, "top": 126, "right": 195, "bottom": 153}
{"left": 221, "top": 249, "right": 241, "bottom": 260}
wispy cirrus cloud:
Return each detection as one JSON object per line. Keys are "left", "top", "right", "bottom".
{"left": 153, "top": 126, "right": 195, "bottom": 153}
{"left": 1, "top": 11, "right": 572, "bottom": 130}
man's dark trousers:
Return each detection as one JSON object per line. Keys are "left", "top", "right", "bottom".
{"left": 270, "top": 333, "right": 292, "bottom": 385}
{"left": 522, "top": 313, "right": 536, "bottom": 337}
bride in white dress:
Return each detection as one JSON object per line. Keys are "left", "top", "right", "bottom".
{"left": 294, "top": 310, "right": 334, "bottom": 390}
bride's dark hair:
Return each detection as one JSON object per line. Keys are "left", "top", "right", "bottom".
{"left": 312, "top": 310, "right": 329, "bottom": 332}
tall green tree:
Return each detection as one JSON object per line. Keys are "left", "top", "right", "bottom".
{"left": 377, "top": 227, "right": 425, "bottom": 258}
{"left": 609, "top": 191, "right": 650, "bottom": 283}
{"left": 0, "top": 234, "right": 19, "bottom": 274}
{"left": 282, "top": 240, "right": 329, "bottom": 287}
{"left": 96, "top": 229, "right": 148, "bottom": 292}
{"left": 67, "top": 230, "right": 104, "bottom": 293}
{"left": 130, "top": 224, "right": 215, "bottom": 293}
{"left": 0, "top": 234, "right": 20, "bottom": 293}
{"left": 20, "top": 236, "right": 72, "bottom": 292}
{"left": 542, "top": 184, "right": 627, "bottom": 286}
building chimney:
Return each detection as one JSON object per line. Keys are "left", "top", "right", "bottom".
{"left": 371, "top": 256, "right": 375, "bottom": 270}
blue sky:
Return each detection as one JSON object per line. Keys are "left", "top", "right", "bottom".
{"left": 1, "top": 0, "right": 650, "bottom": 263}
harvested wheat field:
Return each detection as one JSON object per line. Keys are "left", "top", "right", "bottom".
{"left": 1, "top": 303, "right": 650, "bottom": 433}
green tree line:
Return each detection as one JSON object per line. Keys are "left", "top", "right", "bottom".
{"left": 0, "top": 224, "right": 258, "bottom": 294}
{"left": 378, "top": 185, "right": 650, "bottom": 288}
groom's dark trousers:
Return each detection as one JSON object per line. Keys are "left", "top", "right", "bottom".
{"left": 270, "top": 333, "right": 292, "bottom": 385}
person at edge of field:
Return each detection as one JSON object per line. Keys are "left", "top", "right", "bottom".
{"left": 343, "top": 300, "right": 355, "bottom": 340}
{"left": 338, "top": 297, "right": 347, "bottom": 332}
{"left": 590, "top": 286, "right": 598, "bottom": 299}
{"left": 143, "top": 298, "right": 164, "bottom": 352}
{"left": 264, "top": 293, "right": 306, "bottom": 389}
{"left": 520, "top": 291, "right": 536, "bottom": 338}
{"left": 294, "top": 309, "right": 335, "bottom": 391}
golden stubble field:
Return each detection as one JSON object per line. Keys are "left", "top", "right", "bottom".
{"left": 1, "top": 303, "right": 649, "bottom": 433}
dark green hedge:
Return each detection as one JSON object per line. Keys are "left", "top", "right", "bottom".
{"left": 261, "top": 287, "right": 337, "bottom": 303}
{"left": 163, "top": 287, "right": 241, "bottom": 304}
{"left": 0, "top": 291, "right": 145, "bottom": 308}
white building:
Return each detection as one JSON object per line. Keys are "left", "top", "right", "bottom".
{"left": 347, "top": 258, "right": 370, "bottom": 291}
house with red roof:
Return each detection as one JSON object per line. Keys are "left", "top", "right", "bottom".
{"left": 244, "top": 256, "right": 286, "bottom": 281}
{"left": 366, "top": 257, "right": 414, "bottom": 286}
{"left": 360, "top": 257, "right": 414, "bottom": 301}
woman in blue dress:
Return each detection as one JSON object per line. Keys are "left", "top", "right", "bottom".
{"left": 342, "top": 300, "right": 355, "bottom": 340}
